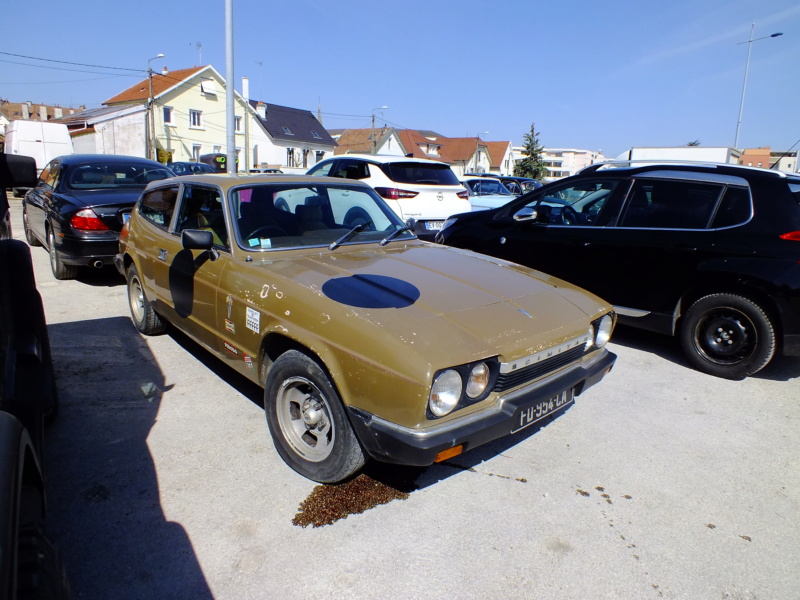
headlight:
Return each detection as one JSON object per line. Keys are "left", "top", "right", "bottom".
{"left": 430, "top": 370, "right": 462, "bottom": 417}
{"left": 594, "top": 314, "right": 614, "bottom": 348}
{"left": 466, "top": 363, "right": 490, "bottom": 398}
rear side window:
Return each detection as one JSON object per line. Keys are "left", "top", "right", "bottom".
{"left": 789, "top": 182, "right": 800, "bottom": 205}
{"left": 380, "top": 162, "right": 460, "bottom": 185}
{"left": 139, "top": 186, "right": 179, "bottom": 229}
{"left": 332, "top": 159, "right": 370, "bottom": 180}
{"left": 711, "top": 187, "right": 752, "bottom": 228}
{"left": 619, "top": 179, "right": 722, "bottom": 229}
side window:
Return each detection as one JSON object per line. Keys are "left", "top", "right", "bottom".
{"left": 38, "top": 162, "right": 56, "bottom": 190}
{"left": 619, "top": 179, "right": 722, "bottom": 229}
{"left": 139, "top": 186, "right": 179, "bottom": 229}
{"left": 529, "top": 180, "right": 618, "bottom": 226}
{"left": 176, "top": 186, "right": 229, "bottom": 249}
{"left": 711, "top": 187, "right": 752, "bottom": 228}
{"left": 308, "top": 161, "right": 334, "bottom": 177}
{"left": 334, "top": 159, "right": 369, "bottom": 180}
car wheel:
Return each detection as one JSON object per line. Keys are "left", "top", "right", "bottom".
{"left": 679, "top": 293, "right": 776, "bottom": 379}
{"left": 343, "top": 207, "right": 375, "bottom": 230}
{"left": 23, "top": 207, "right": 41, "bottom": 247}
{"left": 47, "top": 228, "right": 77, "bottom": 280}
{"left": 127, "top": 264, "right": 166, "bottom": 335}
{"left": 264, "top": 350, "right": 366, "bottom": 483}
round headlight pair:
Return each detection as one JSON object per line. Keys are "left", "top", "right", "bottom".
{"left": 429, "top": 362, "right": 491, "bottom": 417}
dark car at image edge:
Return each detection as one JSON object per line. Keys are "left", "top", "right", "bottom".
{"left": 437, "top": 161, "right": 800, "bottom": 379}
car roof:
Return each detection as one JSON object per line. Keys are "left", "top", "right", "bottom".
{"left": 58, "top": 154, "right": 165, "bottom": 167}
{"left": 580, "top": 160, "right": 794, "bottom": 182}
{"left": 145, "top": 173, "right": 375, "bottom": 193}
{"left": 323, "top": 154, "right": 452, "bottom": 166}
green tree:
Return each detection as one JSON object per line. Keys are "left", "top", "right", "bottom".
{"left": 514, "top": 123, "right": 547, "bottom": 180}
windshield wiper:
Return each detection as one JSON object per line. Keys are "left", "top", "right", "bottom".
{"left": 329, "top": 223, "right": 368, "bottom": 251}
{"left": 379, "top": 224, "right": 414, "bottom": 246}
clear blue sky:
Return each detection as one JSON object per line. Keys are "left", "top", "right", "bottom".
{"left": 2, "top": 0, "right": 798, "bottom": 158}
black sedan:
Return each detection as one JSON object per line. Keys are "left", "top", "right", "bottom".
{"left": 168, "top": 161, "right": 217, "bottom": 175}
{"left": 23, "top": 154, "right": 174, "bottom": 279}
{"left": 437, "top": 161, "right": 800, "bottom": 379}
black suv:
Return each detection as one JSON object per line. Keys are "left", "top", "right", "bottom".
{"left": 437, "top": 161, "right": 800, "bottom": 379}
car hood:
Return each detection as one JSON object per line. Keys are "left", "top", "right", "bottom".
{"left": 253, "top": 242, "right": 609, "bottom": 363}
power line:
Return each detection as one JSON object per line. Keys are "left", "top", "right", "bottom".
{"left": 0, "top": 50, "right": 142, "bottom": 72}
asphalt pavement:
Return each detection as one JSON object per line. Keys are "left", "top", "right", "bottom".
{"left": 7, "top": 193, "right": 799, "bottom": 599}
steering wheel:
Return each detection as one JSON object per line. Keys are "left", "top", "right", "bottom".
{"left": 561, "top": 206, "right": 579, "bottom": 225}
{"left": 246, "top": 225, "right": 286, "bottom": 239}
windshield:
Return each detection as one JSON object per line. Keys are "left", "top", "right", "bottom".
{"left": 230, "top": 183, "right": 413, "bottom": 250}
{"left": 379, "top": 162, "right": 460, "bottom": 185}
{"left": 465, "top": 179, "right": 512, "bottom": 196}
{"left": 65, "top": 162, "right": 174, "bottom": 190}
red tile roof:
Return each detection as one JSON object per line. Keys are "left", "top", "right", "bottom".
{"left": 104, "top": 66, "right": 207, "bottom": 105}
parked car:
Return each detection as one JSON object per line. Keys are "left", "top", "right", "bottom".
{"left": 250, "top": 168, "right": 283, "bottom": 174}
{"left": 437, "top": 161, "right": 800, "bottom": 379}
{"left": 22, "top": 154, "right": 174, "bottom": 279}
{"left": 499, "top": 176, "right": 543, "bottom": 196}
{"left": 169, "top": 161, "right": 216, "bottom": 176}
{"left": 461, "top": 176, "right": 515, "bottom": 211}
{"left": 116, "top": 173, "right": 616, "bottom": 483}
{"left": 306, "top": 154, "right": 471, "bottom": 240}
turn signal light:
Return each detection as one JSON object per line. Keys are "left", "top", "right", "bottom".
{"left": 71, "top": 209, "right": 109, "bottom": 231}
{"left": 434, "top": 445, "right": 463, "bottom": 462}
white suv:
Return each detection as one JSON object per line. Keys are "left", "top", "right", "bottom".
{"left": 307, "top": 154, "right": 470, "bottom": 238}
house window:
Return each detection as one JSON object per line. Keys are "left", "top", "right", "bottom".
{"left": 283, "top": 126, "right": 294, "bottom": 136}
{"left": 163, "top": 106, "right": 173, "bottom": 125}
{"left": 235, "top": 116, "right": 242, "bottom": 132}
{"left": 200, "top": 79, "right": 217, "bottom": 96}
{"left": 315, "top": 151, "right": 325, "bottom": 163}
{"left": 190, "top": 110, "right": 203, "bottom": 128}
{"left": 213, "top": 145, "right": 222, "bottom": 154}
{"left": 302, "top": 149, "right": 309, "bottom": 168}
{"left": 286, "top": 148, "right": 296, "bottom": 167}
{"left": 311, "top": 130, "right": 321, "bottom": 139}
{"left": 192, "top": 145, "right": 201, "bottom": 161}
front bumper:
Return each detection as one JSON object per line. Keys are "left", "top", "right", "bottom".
{"left": 347, "top": 350, "right": 616, "bottom": 466}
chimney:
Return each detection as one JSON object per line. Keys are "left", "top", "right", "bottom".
{"left": 256, "top": 102, "right": 266, "bottom": 119}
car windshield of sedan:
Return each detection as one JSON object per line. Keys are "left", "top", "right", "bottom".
{"left": 466, "top": 179, "right": 512, "bottom": 196}
{"left": 230, "top": 182, "right": 413, "bottom": 250}
{"left": 66, "top": 163, "right": 174, "bottom": 190}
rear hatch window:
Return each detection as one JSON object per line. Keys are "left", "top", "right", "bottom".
{"left": 380, "top": 162, "right": 460, "bottom": 186}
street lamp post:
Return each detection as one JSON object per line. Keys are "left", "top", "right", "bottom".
{"left": 734, "top": 24, "right": 782, "bottom": 149}
{"left": 370, "top": 106, "right": 388, "bottom": 154}
{"left": 147, "top": 53, "right": 165, "bottom": 161}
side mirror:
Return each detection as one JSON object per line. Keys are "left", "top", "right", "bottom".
{"left": 405, "top": 217, "right": 416, "bottom": 231}
{"left": 513, "top": 207, "right": 537, "bottom": 222}
{"left": 182, "top": 229, "right": 214, "bottom": 250}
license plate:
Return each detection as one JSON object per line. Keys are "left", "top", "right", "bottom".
{"left": 425, "top": 221, "right": 444, "bottom": 230}
{"left": 512, "top": 389, "right": 574, "bottom": 433}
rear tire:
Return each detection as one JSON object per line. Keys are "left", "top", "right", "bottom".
{"left": 264, "top": 350, "right": 366, "bottom": 483}
{"left": 127, "top": 263, "right": 166, "bottom": 335}
{"left": 47, "top": 228, "right": 77, "bottom": 280}
{"left": 679, "top": 293, "right": 775, "bottom": 379}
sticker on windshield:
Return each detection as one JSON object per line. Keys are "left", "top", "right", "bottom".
{"left": 246, "top": 307, "right": 260, "bottom": 333}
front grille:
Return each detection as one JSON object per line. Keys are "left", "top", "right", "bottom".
{"left": 493, "top": 345, "right": 585, "bottom": 392}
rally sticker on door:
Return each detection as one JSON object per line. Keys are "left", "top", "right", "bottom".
{"left": 246, "top": 307, "right": 260, "bottom": 333}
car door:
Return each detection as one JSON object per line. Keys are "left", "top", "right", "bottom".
{"left": 488, "top": 178, "right": 628, "bottom": 292}
{"left": 159, "top": 183, "right": 232, "bottom": 354}
{"left": 24, "top": 159, "right": 60, "bottom": 242}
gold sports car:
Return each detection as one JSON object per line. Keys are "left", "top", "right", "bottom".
{"left": 116, "top": 174, "right": 616, "bottom": 483}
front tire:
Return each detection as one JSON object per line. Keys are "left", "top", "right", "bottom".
{"left": 23, "top": 207, "right": 41, "bottom": 247}
{"left": 47, "top": 228, "right": 77, "bottom": 280}
{"left": 127, "top": 263, "right": 166, "bottom": 335}
{"left": 679, "top": 293, "right": 776, "bottom": 379}
{"left": 264, "top": 350, "right": 366, "bottom": 483}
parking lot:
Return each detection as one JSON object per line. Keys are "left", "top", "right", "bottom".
{"left": 7, "top": 194, "right": 799, "bottom": 599}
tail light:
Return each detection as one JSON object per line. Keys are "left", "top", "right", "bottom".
{"left": 70, "top": 209, "right": 110, "bottom": 231}
{"left": 457, "top": 190, "right": 470, "bottom": 200}
{"left": 374, "top": 187, "right": 419, "bottom": 200}
{"left": 779, "top": 232, "right": 800, "bottom": 241}
{"left": 120, "top": 219, "right": 130, "bottom": 243}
